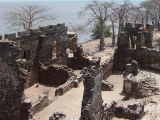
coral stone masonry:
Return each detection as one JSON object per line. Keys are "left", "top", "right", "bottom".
{"left": 0, "top": 41, "right": 30, "bottom": 120}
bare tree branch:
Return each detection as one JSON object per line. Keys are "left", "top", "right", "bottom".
{"left": 5, "top": 5, "right": 55, "bottom": 31}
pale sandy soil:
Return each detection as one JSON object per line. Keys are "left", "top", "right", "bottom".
{"left": 27, "top": 36, "right": 160, "bottom": 120}
{"left": 24, "top": 84, "right": 56, "bottom": 104}
{"left": 82, "top": 37, "right": 115, "bottom": 63}
{"left": 34, "top": 82, "right": 84, "bottom": 120}
{"left": 32, "top": 37, "right": 116, "bottom": 119}
{"left": 34, "top": 74, "right": 123, "bottom": 120}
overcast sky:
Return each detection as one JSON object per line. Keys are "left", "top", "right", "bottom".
{"left": 0, "top": 0, "right": 145, "bottom": 42}
{"left": 0, "top": 0, "right": 145, "bottom": 4}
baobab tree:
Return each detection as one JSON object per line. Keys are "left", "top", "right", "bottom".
{"left": 140, "top": 0, "right": 160, "bottom": 30}
{"left": 5, "top": 5, "right": 54, "bottom": 31}
{"left": 112, "top": 0, "right": 134, "bottom": 35}
{"left": 80, "top": 1, "right": 113, "bottom": 51}
{"left": 109, "top": 8, "right": 118, "bottom": 47}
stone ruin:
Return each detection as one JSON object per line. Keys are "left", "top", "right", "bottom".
{"left": 0, "top": 24, "right": 78, "bottom": 88}
{"left": 123, "top": 60, "right": 159, "bottom": 98}
{"left": 80, "top": 66, "right": 112, "bottom": 120}
{"left": 80, "top": 63, "right": 144, "bottom": 120}
{"left": 0, "top": 41, "right": 31, "bottom": 120}
{"left": 113, "top": 22, "right": 160, "bottom": 72}
{"left": 0, "top": 23, "right": 80, "bottom": 119}
{"left": 112, "top": 101, "right": 144, "bottom": 120}
{"left": 118, "top": 23, "right": 153, "bottom": 49}
{"left": 49, "top": 112, "right": 66, "bottom": 120}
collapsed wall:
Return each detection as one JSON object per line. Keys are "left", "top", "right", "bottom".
{"left": 80, "top": 66, "right": 112, "bottom": 120}
{"left": 113, "top": 23, "right": 160, "bottom": 72}
{"left": 114, "top": 47, "right": 160, "bottom": 71}
{"left": 79, "top": 55, "right": 114, "bottom": 119}
{"left": 39, "top": 65, "right": 76, "bottom": 86}
{"left": 123, "top": 60, "right": 159, "bottom": 98}
{"left": 0, "top": 41, "right": 31, "bottom": 120}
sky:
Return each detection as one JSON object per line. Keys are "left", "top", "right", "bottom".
{"left": 0, "top": 0, "right": 144, "bottom": 4}
{"left": 0, "top": 0, "right": 145, "bottom": 42}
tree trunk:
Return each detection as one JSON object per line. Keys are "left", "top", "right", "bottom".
{"left": 111, "top": 20, "right": 115, "bottom": 47}
{"left": 99, "top": 22, "right": 105, "bottom": 51}
{"left": 118, "top": 17, "right": 124, "bottom": 36}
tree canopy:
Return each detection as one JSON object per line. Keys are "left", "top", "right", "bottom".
{"left": 91, "top": 23, "right": 111, "bottom": 40}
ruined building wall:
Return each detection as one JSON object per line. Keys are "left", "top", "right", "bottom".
{"left": 80, "top": 66, "right": 104, "bottom": 120}
{"left": 0, "top": 41, "right": 31, "bottom": 120}
{"left": 113, "top": 23, "right": 160, "bottom": 71}
{"left": 101, "top": 58, "right": 113, "bottom": 80}
{"left": 80, "top": 66, "right": 112, "bottom": 120}
{"left": 114, "top": 47, "right": 160, "bottom": 72}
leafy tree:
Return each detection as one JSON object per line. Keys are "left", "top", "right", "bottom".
{"left": 91, "top": 23, "right": 111, "bottom": 40}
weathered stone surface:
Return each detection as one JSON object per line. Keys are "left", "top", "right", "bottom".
{"left": 55, "top": 76, "right": 78, "bottom": 96}
{"left": 131, "top": 60, "right": 139, "bottom": 76}
{"left": 102, "top": 80, "right": 113, "bottom": 91}
{"left": 101, "top": 58, "right": 113, "bottom": 80}
{"left": 31, "top": 94, "right": 50, "bottom": 114}
{"left": 49, "top": 112, "right": 66, "bottom": 120}
{"left": 80, "top": 66, "right": 112, "bottom": 120}
{"left": 113, "top": 102, "right": 144, "bottom": 120}
{"left": 117, "top": 23, "right": 153, "bottom": 50}
{"left": 39, "top": 65, "right": 76, "bottom": 86}
{"left": 67, "top": 32, "right": 77, "bottom": 52}
{"left": 123, "top": 70, "right": 159, "bottom": 98}
{"left": 0, "top": 41, "right": 30, "bottom": 120}
{"left": 68, "top": 45, "right": 101, "bottom": 69}
{"left": 114, "top": 47, "right": 160, "bottom": 72}
{"left": 4, "top": 33, "right": 17, "bottom": 41}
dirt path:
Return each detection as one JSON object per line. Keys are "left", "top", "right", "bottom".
{"left": 34, "top": 82, "right": 84, "bottom": 120}
{"left": 102, "top": 74, "right": 124, "bottom": 103}
{"left": 25, "top": 84, "right": 56, "bottom": 104}
{"left": 34, "top": 74, "right": 124, "bottom": 120}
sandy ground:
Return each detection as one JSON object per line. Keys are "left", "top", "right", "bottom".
{"left": 82, "top": 37, "right": 115, "bottom": 63}
{"left": 34, "top": 74, "right": 124, "bottom": 120}
{"left": 34, "top": 82, "right": 84, "bottom": 120}
{"left": 32, "top": 37, "right": 116, "bottom": 119}
{"left": 30, "top": 36, "right": 160, "bottom": 120}
{"left": 25, "top": 84, "right": 56, "bottom": 104}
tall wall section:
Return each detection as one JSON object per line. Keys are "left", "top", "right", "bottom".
{"left": 0, "top": 41, "right": 30, "bottom": 120}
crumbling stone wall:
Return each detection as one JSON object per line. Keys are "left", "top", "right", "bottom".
{"left": 0, "top": 41, "right": 30, "bottom": 120}
{"left": 39, "top": 65, "right": 76, "bottom": 86}
{"left": 67, "top": 32, "right": 77, "bottom": 52}
{"left": 114, "top": 47, "right": 160, "bottom": 71}
{"left": 80, "top": 66, "right": 103, "bottom": 120}
{"left": 2, "top": 24, "right": 73, "bottom": 87}
{"left": 80, "top": 66, "right": 111, "bottom": 120}
{"left": 123, "top": 61, "right": 159, "bottom": 98}
{"left": 101, "top": 58, "right": 113, "bottom": 80}
{"left": 68, "top": 45, "right": 101, "bottom": 70}
{"left": 4, "top": 33, "right": 17, "bottom": 41}
{"left": 118, "top": 23, "right": 153, "bottom": 49}
{"left": 113, "top": 23, "right": 159, "bottom": 72}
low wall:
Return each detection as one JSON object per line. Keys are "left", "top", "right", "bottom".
{"left": 31, "top": 94, "right": 51, "bottom": 115}
{"left": 67, "top": 56, "right": 94, "bottom": 70}
{"left": 55, "top": 76, "right": 78, "bottom": 96}
{"left": 114, "top": 48, "right": 160, "bottom": 72}
{"left": 39, "top": 65, "right": 76, "bottom": 86}
{"left": 101, "top": 57, "right": 113, "bottom": 80}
